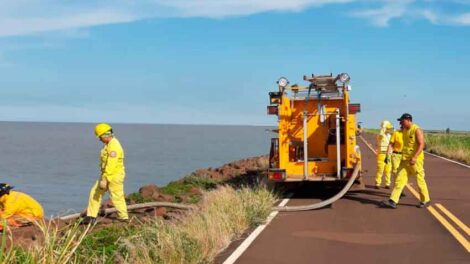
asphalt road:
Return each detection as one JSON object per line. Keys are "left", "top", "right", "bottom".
{"left": 229, "top": 133, "right": 470, "bottom": 264}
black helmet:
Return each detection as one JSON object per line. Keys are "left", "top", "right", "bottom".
{"left": 0, "top": 183, "right": 14, "bottom": 197}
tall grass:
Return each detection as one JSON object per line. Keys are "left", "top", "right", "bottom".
{"left": 124, "top": 186, "right": 275, "bottom": 263}
{"left": 425, "top": 133, "right": 470, "bottom": 164}
{"left": 1, "top": 186, "right": 275, "bottom": 264}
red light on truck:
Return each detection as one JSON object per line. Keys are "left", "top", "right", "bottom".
{"left": 267, "top": 105, "right": 278, "bottom": 115}
{"left": 349, "top": 103, "right": 361, "bottom": 114}
{"left": 269, "top": 170, "right": 285, "bottom": 181}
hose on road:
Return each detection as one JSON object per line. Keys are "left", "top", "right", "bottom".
{"left": 272, "top": 163, "right": 361, "bottom": 212}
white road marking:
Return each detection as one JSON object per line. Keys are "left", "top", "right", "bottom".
{"left": 425, "top": 151, "right": 470, "bottom": 169}
{"left": 222, "top": 196, "right": 291, "bottom": 264}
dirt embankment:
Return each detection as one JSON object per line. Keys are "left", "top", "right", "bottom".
{"left": 8, "top": 156, "right": 269, "bottom": 248}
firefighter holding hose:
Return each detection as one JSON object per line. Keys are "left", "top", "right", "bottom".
{"left": 82, "top": 123, "right": 129, "bottom": 224}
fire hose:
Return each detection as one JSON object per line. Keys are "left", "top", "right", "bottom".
{"left": 58, "top": 202, "right": 195, "bottom": 221}
{"left": 272, "top": 163, "right": 361, "bottom": 212}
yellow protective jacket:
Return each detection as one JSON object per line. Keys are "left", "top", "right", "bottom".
{"left": 377, "top": 133, "right": 391, "bottom": 153}
{"left": 101, "top": 137, "right": 125, "bottom": 181}
{"left": 402, "top": 123, "right": 424, "bottom": 161}
{"left": 0, "top": 191, "right": 44, "bottom": 220}
{"left": 390, "top": 130, "right": 404, "bottom": 152}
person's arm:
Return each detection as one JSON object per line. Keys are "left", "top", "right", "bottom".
{"left": 388, "top": 132, "right": 396, "bottom": 154}
{"left": 0, "top": 198, "right": 18, "bottom": 219}
{"left": 410, "top": 128, "right": 425, "bottom": 165}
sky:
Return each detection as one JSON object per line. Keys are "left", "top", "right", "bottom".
{"left": 0, "top": 0, "right": 469, "bottom": 130}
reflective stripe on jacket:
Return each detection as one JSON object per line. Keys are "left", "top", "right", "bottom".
{"left": 101, "top": 137, "right": 125, "bottom": 180}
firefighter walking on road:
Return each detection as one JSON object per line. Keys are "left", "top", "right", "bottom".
{"left": 381, "top": 113, "right": 431, "bottom": 209}
{"left": 388, "top": 125, "right": 404, "bottom": 178}
{"left": 82, "top": 123, "right": 129, "bottom": 224}
{"left": 0, "top": 183, "right": 44, "bottom": 230}
{"left": 375, "top": 120, "right": 393, "bottom": 189}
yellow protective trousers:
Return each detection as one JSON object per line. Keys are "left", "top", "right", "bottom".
{"left": 375, "top": 153, "right": 392, "bottom": 187}
{"left": 391, "top": 153, "right": 402, "bottom": 175}
{"left": 87, "top": 173, "right": 128, "bottom": 220}
{"left": 390, "top": 159, "right": 430, "bottom": 204}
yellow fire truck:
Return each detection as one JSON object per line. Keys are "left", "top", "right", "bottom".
{"left": 267, "top": 73, "right": 363, "bottom": 208}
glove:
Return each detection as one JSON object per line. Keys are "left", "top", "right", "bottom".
{"left": 384, "top": 154, "right": 391, "bottom": 164}
{"left": 99, "top": 178, "right": 108, "bottom": 190}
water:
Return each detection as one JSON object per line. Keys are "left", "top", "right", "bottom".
{"left": 0, "top": 122, "right": 272, "bottom": 216}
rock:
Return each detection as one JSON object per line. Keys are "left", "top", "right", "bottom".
{"left": 154, "top": 207, "right": 167, "bottom": 217}
{"left": 151, "top": 192, "right": 160, "bottom": 201}
{"left": 159, "top": 194, "right": 175, "bottom": 202}
{"left": 189, "top": 187, "right": 202, "bottom": 195}
{"left": 103, "top": 199, "right": 114, "bottom": 208}
{"left": 139, "top": 184, "right": 160, "bottom": 200}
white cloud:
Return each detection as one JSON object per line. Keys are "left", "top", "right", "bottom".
{"left": 351, "top": 0, "right": 415, "bottom": 27}
{"left": 445, "top": 12, "right": 470, "bottom": 25}
{"left": 0, "top": 0, "right": 469, "bottom": 38}
{"left": 0, "top": 0, "right": 357, "bottom": 37}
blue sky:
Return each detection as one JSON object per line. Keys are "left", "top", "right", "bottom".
{"left": 0, "top": 0, "right": 469, "bottom": 130}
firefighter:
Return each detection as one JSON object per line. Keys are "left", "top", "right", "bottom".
{"left": 381, "top": 113, "right": 431, "bottom": 209}
{"left": 82, "top": 123, "right": 128, "bottom": 224}
{"left": 0, "top": 183, "right": 44, "bottom": 230}
{"left": 387, "top": 125, "right": 404, "bottom": 178}
{"left": 375, "top": 120, "right": 393, "bottom": 189}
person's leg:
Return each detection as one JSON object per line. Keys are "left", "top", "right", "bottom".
{"left": 414, "top": 159, "right": 431, "bottom": 203}
{"left": 391, "top": 154, "right": 401, "bottom": 176}
{"left": 86, "top": 180, "right": 105, "bottom": 217}
{"left": 390, "top": 163, "right": 409, "bottom": 204}
{"left": 384, "top": 159, "right": 392, "bottom": 187}
{"left": 375, "top": 153, "right": 386, "bottom": 187}
{"left": 108, "top": 174, "right": 128, "bottom": 220}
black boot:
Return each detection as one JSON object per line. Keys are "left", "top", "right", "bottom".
{"left": 80, "top": 216, "right": 96, "bottom": 225}
{"left": 380, "top": 199, "right": 397, "bottom": 209}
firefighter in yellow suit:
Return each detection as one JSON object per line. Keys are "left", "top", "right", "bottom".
{"left": 375, "top": 120, "right": 393, "bottom": 189}
{"left": 389, "top": 127, "right": 403, "bottom": 173}
{"left": 82, "top": 123, "right": 128, "bottom": 224}
{"left": 0, "top": 183, "right": 44, "bottom": 230}
{"left": 381, "top": 113, "right": 431, "bottom": 209}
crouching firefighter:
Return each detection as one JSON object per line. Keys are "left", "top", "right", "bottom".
{"left": 0, "top": 183, "right": 44, "bottom": 230}
{"left": 82, "top": 123, "right": 129, "bottom": 225}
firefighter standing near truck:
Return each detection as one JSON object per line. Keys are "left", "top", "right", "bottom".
{"left": 381, "top": 113, "right": 431, "bottom": 209}
{"left": 82, "top": 123, "right": 129, "bottom": 224}
{"left": 375, "top": 120, "right": 393, "bottom": 189}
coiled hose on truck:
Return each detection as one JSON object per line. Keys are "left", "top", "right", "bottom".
{"left": 272, "top": 163, "right": 361, "bottom": 212}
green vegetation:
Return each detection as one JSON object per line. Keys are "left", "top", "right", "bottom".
{"left": 160, "top": 175, "right": 218, "bottom": 196}
{"left": 425, "top": 133, "right": 470, "bottom": 164}
{"left": 1, "top": 186, "right": 275, "bottom": 264}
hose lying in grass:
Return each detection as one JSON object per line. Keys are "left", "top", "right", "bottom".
{"left": 58, "top": 202, "right": 195, "bottom": 221}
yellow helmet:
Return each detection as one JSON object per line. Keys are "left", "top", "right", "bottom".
{"left": 95, "top": 123, "right": 112, "bottom": 138}
{"left": 381, "top": 120, "right": 392, "bottom": 130}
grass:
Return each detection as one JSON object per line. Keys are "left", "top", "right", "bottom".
{"left": 1, "top": 185, "right": 275, "bottom": 264}
{"left": 425, "top": 133, "right": 470, "bottom": 164}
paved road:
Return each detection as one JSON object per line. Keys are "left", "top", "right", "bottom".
{"left": 231, "top": 133, "right": 470, "bottom": 264}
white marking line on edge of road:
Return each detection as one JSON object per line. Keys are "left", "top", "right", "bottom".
{"left": 425, "top": 151, "right": 470, "bottom": 169}
{"left": 223, "top": 196, "right": 291, "bottom": 264}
